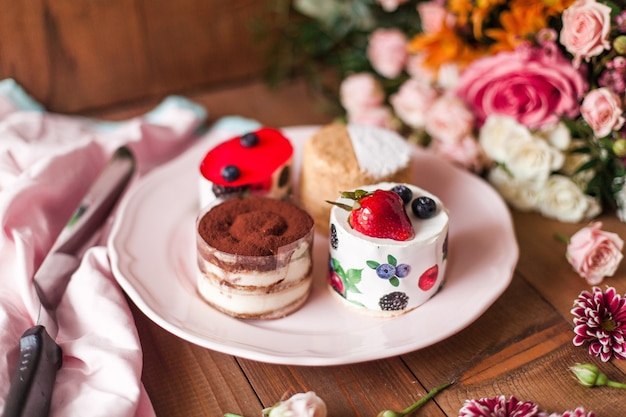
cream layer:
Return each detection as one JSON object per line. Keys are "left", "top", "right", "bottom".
{"left": 197, "top": 272, "right": 312, "bottom": 317}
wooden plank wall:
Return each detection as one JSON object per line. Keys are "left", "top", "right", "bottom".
{"left": 0, "top": 0, "right": 271, "bottom": 115}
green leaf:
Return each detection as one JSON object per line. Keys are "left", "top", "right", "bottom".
{"left": 334, "top": 262, "right": 346, "bottom": 279}
{"left": 574, "top": 158, "right": 600, "bottom": 175}
{"left": 346, "top": 283, "right": 362, "bottom": 294}
{"left": 346, "top": 299, "right": 366, "bottom": 307}
{"left": 346, "top": 268, "right": 363, "bottom": 285}
{"left": 389, "top": 277, "right": 400, "bottom": 287}
{"left": 366, "top": 260, "right": 380, "bottom": 269}
{"left": 387, "top": 254, "right": 397, "bottom": 266}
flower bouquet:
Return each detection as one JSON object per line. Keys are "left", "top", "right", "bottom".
{"left": 265, "top": 0, "right": 626, "bottom": 222}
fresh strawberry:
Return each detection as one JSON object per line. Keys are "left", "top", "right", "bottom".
{"left": 418, "top": 265, "right": 438, "bottom": 291}
{"left": 328, "top": 189, "right": 415, "bottom": 241}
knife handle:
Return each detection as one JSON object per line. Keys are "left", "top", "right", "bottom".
{"left": 3, "top": 326, "right": 62, "bottom": 417}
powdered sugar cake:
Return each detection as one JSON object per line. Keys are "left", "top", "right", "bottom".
{"left": 298, "top": 124, "right": 412, "bottom": 235}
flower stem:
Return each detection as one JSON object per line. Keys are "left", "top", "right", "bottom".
{"left": 554, "top": 233, "right": 570, "bottom": 244}
{"left": 607, "top": 380, "right": 626, "bottom": 389}
{"left": 400, "top": 381, "right": 453, "bottom": 416}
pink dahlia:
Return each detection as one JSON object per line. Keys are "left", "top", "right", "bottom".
{"left": 571, "top": 286, "right": 626, "bottom": 362}
{"left": 458, "top": 396, "right": 548, "bottom": 417}
{"left": 552, "top": 407, "right": 597, "bottom": 417}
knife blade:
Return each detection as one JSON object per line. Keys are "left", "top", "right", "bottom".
{"left": 2, "top": 146, "right": 136, "bottom": 417}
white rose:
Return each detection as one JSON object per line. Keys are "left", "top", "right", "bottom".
{"left": 536, "top": 121, "right": 571, "bottom": 150}
{"left": 265, "top": 392, "right": 327, "bottom": 417}
{"left": 487, "top": 166, "right": 543, "bottom": 211}
{"left": 479, "top": 114, "right": 533, "bottom": 162}
{"left": 505, "top": 134, "right": 564, "bottom": 183}
{"left": 538, "top": 175, "right": 601, "bottom": 222}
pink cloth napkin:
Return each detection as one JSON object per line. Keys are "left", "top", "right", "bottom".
{"left": 0, "top": 79, "right": 207, "bottom": 416}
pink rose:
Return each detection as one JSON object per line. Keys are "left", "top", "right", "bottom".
{"left": 456, "top": 43, "right": 588, "bottom": 129}
{"left": 339, "top": 73, "right": 385, "bottom": 114}
{"left": 580, "top": 87, "right": 625, "bottom": 138}
{"left": 405, "top": 53, "right": 437, "bottom": 84}
{"left": 367, "top": 28, "right": 408, "bottom": 79}
{"left": 389, "top": 78, "right": 438, "bottom": 128}
{"left": 376, "top": 0, "right": 409, "bottom": 12}
{"left": 425, "top": 94, "right": 474, "bottom": 143}
{"left": 347, "top": 105, "right": 395, "bottom": 129}
{"left": 429, "top": 135, "right": 487, "bottom": 173}
{"left": 560, "top": 0, "right": 612, "bottom": 67}
{"left": 566, "top": 222, "right": 624, "bottom": 285}
{"left": 417, "top": 1, "right": 455, "bottom": 34}
{"left": 265, "top": 392, "right": 327, "bottom": 417}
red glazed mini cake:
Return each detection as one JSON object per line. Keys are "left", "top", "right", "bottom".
{"left": 198, "top": 127, "right": 293, "bottom": 208}
{"left": 327, "top": 182, "right": 449, "bottom": 317}
{"left": 196, "top": 196, "right": 315, "bottom": 319}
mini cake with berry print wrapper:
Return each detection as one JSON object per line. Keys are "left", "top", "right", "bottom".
{"left": 198, "top": 127, "right": 293, "bottom": 208}
{"left": 327, "top": 182, "right": 449, "bottom": 317}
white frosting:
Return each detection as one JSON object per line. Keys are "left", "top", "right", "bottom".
{"left": 328, "top": 182, "right": 449, "bottom": 316}
{"left": 347, "top": 125, "right": 411, "bottom": 179}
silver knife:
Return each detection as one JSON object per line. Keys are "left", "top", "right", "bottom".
{"left": 2, "top": 146, "right": 136, "bottom": 417}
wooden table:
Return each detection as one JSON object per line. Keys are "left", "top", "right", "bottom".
{"left": 112, "top": 79, "right": 626, "bottom": 417}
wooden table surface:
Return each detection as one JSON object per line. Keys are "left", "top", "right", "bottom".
{"left": 112, "top": 79, "right": 626, "bottom": 417}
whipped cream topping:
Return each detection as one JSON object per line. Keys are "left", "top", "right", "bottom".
{"left": 332, "top": 182, "right": 448, "bottom": 247}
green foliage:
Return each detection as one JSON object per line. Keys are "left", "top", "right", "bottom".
{"left": 259, "top": 0, "right": 423, "bottom": 114}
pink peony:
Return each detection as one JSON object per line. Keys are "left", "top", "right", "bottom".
{"left": 339, "top": 73, "right": 385, "bottom": 114}
{"left": 580, "top": 87, "right": 625, "bottom": 138}
{"left": 389, "top": 78, "right": 438, "bottom": 128}
{"left": 367, "top": 28, "right": 408, "bottom": 79}
{"left": 455, "top": 43, "right": 588, "bottom": 129}
{"left": 560, "top": 0, "right": 612, "bottom": 67}
{"left": 566, "top": 221, "right": 624, "bottom": 285}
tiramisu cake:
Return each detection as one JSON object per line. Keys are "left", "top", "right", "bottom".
{"left": 327, "top": 182, "right": 449, "bottom": 317}
{"left": 198, "top": 127, "right": 293, "bottom": 208}
{"left": 196, "top": 196, "right": 315, "bottom": 319}
{"left": 299, "top": 124, "right": 412, "bottom": 235}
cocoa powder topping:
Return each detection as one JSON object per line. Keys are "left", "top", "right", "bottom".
{"left": 198, "top": 197, "right": 314, "bottom": 256}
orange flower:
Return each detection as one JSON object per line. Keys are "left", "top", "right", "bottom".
{"left": 447, "top": 0, "right": 472, "bottom": 25}
{"left": 409, "top": 26, "right": 487, "bottom": 70}
{"left": 485, "top": 1, "right": 546, "bottom": 51}
{"left": 470, "top": 0, "right": 507, "bottom": 39}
